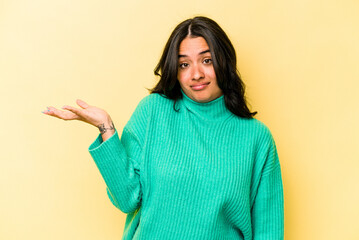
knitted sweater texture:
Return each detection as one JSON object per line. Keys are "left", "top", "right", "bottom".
{"left": 88, "top": 92, "right": 284, "bottom": 240}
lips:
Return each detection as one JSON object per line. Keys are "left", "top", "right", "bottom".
{"left": 191, "top": 82, "right": 210, "bottom": 90}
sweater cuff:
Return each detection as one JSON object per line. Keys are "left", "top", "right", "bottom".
{"left": 88, "top": 130, "right": 121, "bottom": 161}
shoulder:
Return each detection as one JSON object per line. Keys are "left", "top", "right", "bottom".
{"left": 233, "top": 117, "right": 273, "bottom": 138}
{"left": 232, "top": 117, "right": 275, "bottom": 147}
{"left": 252, "top": 118, "right": 275, "bottom": 145}
{"left": 125, "top": 94, "right": 168, "bottom": 132}
{"left": 247, "top": 119, "right": 277, "bottom": 160}
{"left": 251, "top": 118, "right": 273, "bottom": 139}
{"left": 133, "top": 93, "right": 175, "bottom": 118}
{"left": 128, "top": 93, "right": 174, "bottom": 122}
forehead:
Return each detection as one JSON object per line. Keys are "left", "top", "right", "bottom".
{"left": 178, "top": 36, "right": 210, "bottom": 55}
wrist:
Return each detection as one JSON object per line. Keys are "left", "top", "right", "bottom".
{"left": 97, "top": 120, "right": 115, "bottom": 135}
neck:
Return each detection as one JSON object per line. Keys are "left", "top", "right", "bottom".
{"left": 180, "top": 90, "right": 232, "bottom": 121}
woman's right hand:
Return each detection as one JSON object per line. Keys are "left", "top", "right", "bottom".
{"left": 42, "top": 99, "right": 115, "bottom": 140}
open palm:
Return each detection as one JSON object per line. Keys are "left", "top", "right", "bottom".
{"left": 43, "top": 99, "right": 111, "bottom": 127}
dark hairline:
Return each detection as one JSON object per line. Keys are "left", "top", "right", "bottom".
{"left": 178, "top": 49, "right": 210, "bottom": 58}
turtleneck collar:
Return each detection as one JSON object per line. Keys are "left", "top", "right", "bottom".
{"left": 180, "top": 90, "right": 233, "bottom": 121}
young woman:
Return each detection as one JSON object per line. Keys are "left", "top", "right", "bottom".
{"left": 43, "top": 16, "right": 284, "bottom": 240}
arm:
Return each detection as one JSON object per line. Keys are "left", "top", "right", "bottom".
{"left": 251, "top": 132, "right": 284, "bottom": 239}
{"left": 88, "top": 98, "right": 149, "bottom": 214}
{"left": 42, "top": 98, "right": 145, "bottom": 213}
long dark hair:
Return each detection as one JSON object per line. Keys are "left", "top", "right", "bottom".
{"left": 150, "top": 16, "right": 257, "bottom": 118}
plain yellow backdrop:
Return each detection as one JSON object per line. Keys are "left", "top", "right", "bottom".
{"left": 1, "top": 0, "right": 358, "bottom": 239}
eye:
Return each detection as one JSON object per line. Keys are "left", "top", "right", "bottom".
{"left": 203, "top": 58, "right": 213, "bottom": 64}
{"left": 179, "top": 63, "right": 189, "bottom": 69}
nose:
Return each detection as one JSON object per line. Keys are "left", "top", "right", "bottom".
{"left": 191, "top": 64, "right": 204, "bottom": 81}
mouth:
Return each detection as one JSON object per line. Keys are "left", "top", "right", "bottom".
{"left": 191, "top": 82, "right": 210, "bottom": 90}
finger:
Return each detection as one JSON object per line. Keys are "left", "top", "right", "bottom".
{"left": 62, "top": 105, "right": 84, "bottom": 117}
{"left": 76, "top": 99, "right": 90, "bottom": 109}
{"left": 43, "top": 106, "right": 80, "bottom": 120}
{"left": 42, "top": 106, "right": 57, "bottom": 115}
{"left": 42, "top": 106, "right": 52, "bottom": 115}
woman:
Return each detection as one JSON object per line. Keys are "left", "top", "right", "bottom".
{"left": 43, "top": 16, "right": 284, "bottom": 240}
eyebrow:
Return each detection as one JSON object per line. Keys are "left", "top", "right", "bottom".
{"left": 178, "top": 49, "right": 210, "bottom": 58}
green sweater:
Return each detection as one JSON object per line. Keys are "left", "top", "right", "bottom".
{"left": 88, "top": 92, "right": 284, "bottom": 240}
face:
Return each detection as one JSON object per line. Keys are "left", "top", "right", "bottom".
{"left": 177, "top": 36, "right": 223, "bottom": 103}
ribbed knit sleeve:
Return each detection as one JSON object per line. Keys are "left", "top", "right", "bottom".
{"left": 251, "top": 130, "right": 284, "bottom": 240}
{"left": 88, "top": 97, "right": 149, "bottom": 214}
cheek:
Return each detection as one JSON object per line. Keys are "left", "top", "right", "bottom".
{"left": 177, "top": 71, "right": 188, "bottom": 85}
{"left": 206, "top": 68, "right": 217, "bottom": 80}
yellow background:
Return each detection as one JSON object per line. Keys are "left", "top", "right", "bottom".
{"left": 1, "top": 0, "right": 358, "bottom": 239}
